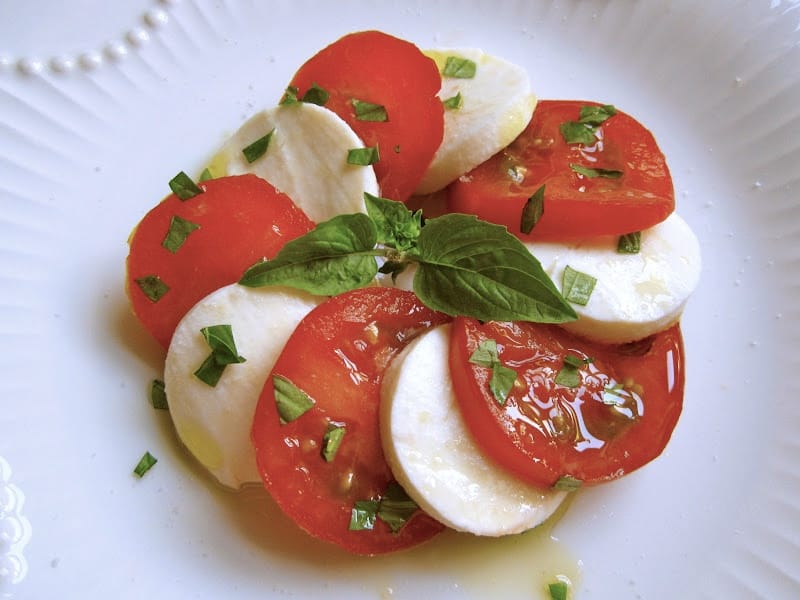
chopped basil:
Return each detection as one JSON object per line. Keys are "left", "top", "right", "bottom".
{"left": 168, "top": 171, "right": 204, "bottom": 200}
{"left": 349, "top": 500, "right": 379, "bottom": 531}
{"left": 135, "top": 275, "right": 169, "bottom": 303}
{"left": 133, "top": 451, "right": 157, "bottom": 477}
{"left": 301, "top": 83, "right": 329, "bottom": 106}
{"left": 559, "top": 121, "right": 598, "bottom": 145}
{"left": 198, "top": 167, "right": 215, "bottom": 182}
{"left": 553, "top": 475, "right": 583, "bottom": 492}
{"left": 578, "top": 104, "right": 617, "bottom": 125}
{"left": 442, "top": 92, "right": 463, "bottom": 110}
{"left": 548, "top": 580, "right": 569, "bottom": 600}
{"left": 193, "top": 324, "right": 246, "bottom": 387}
{"left": 469, "top": 339, "right": 517, "bottom": 405}
{"left": 377, "top": 482, "right": 419, "bottom": 533}
{"left": 603, "top": 382, "right": 627, "bottom": 405}
{"left": 321, "top": 423, "right": 346, "bottom": 462}
{"left": 347, "top": 146, "right": 380, "bottom": 166}
{"left": 442, "top": 56, "right": 477, "bottom": 78}
{"left": 562, "top": 265, "right": 596, "bottom": 306}
{"left": 352, "top": 99, "right": 388, "bottom": 122}
{"left": 150, "top": 379, "right": 168, "bottom": 410}
{"left": 280, "top": 85, "right": 300, "bottom": 105}
{"left": 520, "top": 184, "right": 545, "bottom": 234}
{"left": 273, "top": 374, "right": 315, "bottom": 424}
{"left": 569, "top": 163, "right": 623, "bottom": 179}
{"left": 162, "top": 215, "right": 200, "bottom": 254}
{"left": 242, "top": 129, "right": 275, "bottom": 164}
{"left": 554, "top": 354, "right": 592, "bottom": 388}
{"left": 617, "top": 231, "right": 642, "bottom": 254}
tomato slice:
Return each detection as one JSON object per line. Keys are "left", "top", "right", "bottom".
{"left": 449, "top": 317, "right": 684, "bottom": 487}
{"left": 447, "top": 100, "right": 674, "bottom": 240}
{"left": 251, "top": 287, "right": 450, "bottom": 555}
{"left": 126, "top": 174, "right": 314, "bottom": 349}
{"left": 288, "top": 30, "right": 444, "bottom": 203}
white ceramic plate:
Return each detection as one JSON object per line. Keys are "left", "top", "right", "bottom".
{"left": 1, "top": 1, "right": 799, "bottom": 598}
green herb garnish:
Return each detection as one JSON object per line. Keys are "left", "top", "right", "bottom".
{"left": 321, "top": 423, "right": 346, "bottom": 462}
{"left": 520, "top": 184, "right": 545, "bottom": 234}
{"left": 198, "top": 167, "right": 215, "bottom": 182}
{"left": 469, "top": 339, "right": 517, "bottom": 405}
{"left": 273, "top": 374, "right": 315, "bottom": 424}
{"left": 548, "top": 580, "right": 570, "bottom": 600}
{"left": 442, "top": 92, "right": 463, "bottom": 110}
{"left": 578, "top": 104, "right": 617, "bottom": 125}
{"left": 553, "top": 475, "right": 583, "bottom": 492}
{"left": 133, "top": 451, "right": 158, "bottom": 477}
{"left": 240, "top": 197, "right": 577, "bottom": 324}
{"left": 280, "top": 85, "right": 300, "bottom": 105}
{"left": 301, "top": 83, "right": 329, "bottom": 106}
{"left": 569, "top": 164, "right": 623, "bottom": 179}
{"left": 168, "top": 171, "right": 204, "bottom": 200}
{"left": 617, "top": 231, "right": 642, "bottom": 254}
{"left": 135, "top": 275, "right": 169, "bottom": 303}
{"left": 193, "top": 324, "right": 246, "bottom": 387}
{"left": 162, "top": 215, "right": 200, "bottom": 254}
{"left": 349, "top": 482, "right": 420, "bottom": 533}
{"left": 352, "top": 99, "right": 388, "bottom": 122}
{"left": 442, "top": 56, "right": 477, "bottom": 78}
{"left": 349, "top": 500, "right": 380, "bottom": 531}
{"left": 562, "top": 265, "right": 597, "bottom": 306}
{"left": 242, "top": 129, "right": 275, "bottom": 164}
{"left": 150, "top": 379, "right": 168, "bottom": 410}
{"left": 559, "top": 104, "right": 617, "bottom": 146}
{"left": 554, "top": 354, "right": 592, "bottom": 388}
{"left": 347, "top": 146, "right": 380, "bottom": 166}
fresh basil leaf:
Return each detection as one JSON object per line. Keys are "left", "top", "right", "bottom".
{"left": 559, "top": 121, "right": 597, "bottom": 145}
{"left": 520, "top": 184, "right": 545, "bottom": 234}
{"left": 168, "top": 171, "right": 204, "bottom": 200}
{"left": 562, "top": 265, "right": 597, "bottom": 306}
{"left": 150, "top": 379, "right": 168, "bottom": 410}
{"left": 552, "top": 475, "right": 583, "bottom": 492}
{"left": 442, "top": 56, "right": 477, "bottom": 78}
{"left": 347, "top": 146, "right": 380, "bottom": 166}
{"left": 301, "top": 83, "right": 329, "bottom": 106}
{"left": 242, "top": 129, "right": 275, "bottom": 164}
{"left": 569, "top": 164, "right": 623, "bottom": 179}
{"left": 468, "top": 340, "right": 517, "bottom": 405}
{"left": 364, "top": 193, "right": 421, "bottom": 252}
{"left": 194, "top": 324, "right": 246, "bottom": 387}
{"left": 412, "top": 214, "right": 577, "bottom": 323}
{"left": 162, "top": 215, "right": 200, "bottom": 254}
{"left": 442, "top": 92, "right": 463, "bottom": 110}
{"left": 352, "top": 98, "right": 388, "bottom": 122}
{"left": 273, "top": 374, "right": 315, "bottom": 424}
{"left": 133, "top": 451, "right": 157, "bottom": 477}
{"left": 555, "top": 354, "right": 591, "bottom": 388}
{"left": 135, "top": 275, "right": 169, "bottom": 303}
{"left": 280, "top": 85, "right": 300, "bottom": 105}
{"left": 321, "top": 423, "right": 346, "bottom": 462}
{"left": 377, "top": 482, "right": 419, "bottom": 533}
{"left": 617, "top": 231, "right": 642, "bottom": 254}
{"left": 349, "top": 500, "right": 379, "bottom": 531}
{"left": 468, "top": 339, "right": 501, "bottom": 368}
{"left": 198, "top": 167, "right": 215, "bottom": 182}
{"left": 239, "top": 213, "right": 379, "bottom": 295}
{"left": 579, "top": 104, "right": 617, "bottom": 125}
{"left": 548, "top": 580, "right": 569, "bottom": 600}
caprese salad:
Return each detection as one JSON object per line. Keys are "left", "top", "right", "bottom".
{"left": 125, "top": 30, "right": 701, "bottom": 560}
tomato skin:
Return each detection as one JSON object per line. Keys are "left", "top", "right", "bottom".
{"left": 289, "top": 30, "right": 444, "bottom": 203}
{"left": 447, "top": 100, "right": 674, "bottom": 240}
{"left": 251, "top": 287, "right": 450, "bottom": 555}
{"left": 449, "top": 317, "right": 684, "bottom": 487}
{"left": 126, "top": 174, "right": 314, "bottom": 349}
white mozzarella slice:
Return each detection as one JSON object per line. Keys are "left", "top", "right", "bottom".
{"left": 525, "top": 213, "right": 702, "bottom": 344}
{"left": 381, "top": 323, "right": 566, "bottom": 536}
{"left": 209, "top": 103, "right": 379, "bottom": 222}
{"left": 164, "top": 283, "right": 321, "bottom": 489}
{"left": 414, "top": 48, "right": 536, "bottom": 195}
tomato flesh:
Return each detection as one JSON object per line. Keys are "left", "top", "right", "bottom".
{"left": 289, "top": 30, "right": 444, "bottom": 203}
{"left": 449, "top": 317, "right": 684, "bottom": 487}
{"left": 251, "top": 287, "right": 450, "bottom": 555}
{"left": 447, "top": 100, "right": 674, "bottom": 240}
{"left": 126, "top": 174, "right": 314, "bottom": 349}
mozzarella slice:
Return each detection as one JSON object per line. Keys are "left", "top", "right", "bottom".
{"left": 208, "top": 103, "right": 379, "bottom": 222}
{"left": 525, "top": 213, "right": 702, "bottom": 344}
{"left": 414, "top": 48, "right": 536, "bottom": 195}
{"left": 164, "top": 283, "right": 321, "bottom": 489}
{"left": 381, "top": 323, "right": 566, "bottom": 536}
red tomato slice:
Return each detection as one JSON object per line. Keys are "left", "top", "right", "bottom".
{"left": 288, "top": 30, "right": 444, "bottom": 203}
{"left": 126, "top": 174, "right": 314, "bottom": 349}
{"left": 449, "top": 317, "right": 684, "bottom": 487}
{"left": 447, "top": 100, "right": 674, "bottom": 240}
{"left": 251, "top": 287, "right": 450, "bottom": 555}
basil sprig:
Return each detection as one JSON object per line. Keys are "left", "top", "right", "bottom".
{"left": 239, "top": 195, "right": 577, "bottom": 324}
